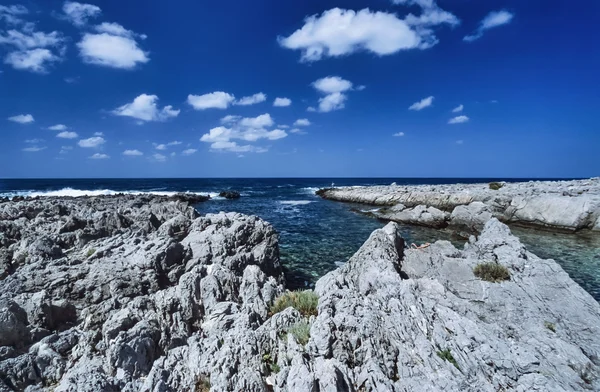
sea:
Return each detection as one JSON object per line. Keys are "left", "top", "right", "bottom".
{"left": 1, "top": 178, "right": 599, "bottom": 301}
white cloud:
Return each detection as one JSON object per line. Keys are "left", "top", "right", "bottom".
{"left": 290, "top": 128, "right": 307, "bottom": 135}
{"left": 220, "top": 115, "right": 241, "bottom": 124}
{"left": 209, "top": 141, "right": 267, "bottom": 153}
{"left": 182, "top": 148, "right": 197, "bottom": 156}
{"left": 273, "top": 97, "right": 292, "bottom": 107}
{"left": 57, "top": 131, "right": 78, "bottom": 139}
{"left": 89, "top": 153, "right": 109, "bottom": 159}
{"left": 319, "top": 92, "right": 347, "bottom": 112}
{"left": 278, "top": 8, "right": 448, "bottom": 62}
{"left": 239, "top": 113, "right": 274, "bottom": 128}
{"left": 200, "top": 114, "right": 286, "bottom": 153}
{"left": 48, "top": 124, "right": 67, "bottom": 131}
{"left": 153, "top": 153, "right": 167, "bottom": 162}
{"left": 307, "top": 106, "right": 317, "bottom": 112}
{"left": 4, "top": 48, "right": 61, "bottom": 73}
{"left": 448, "top": 115, "right": 469, "bottom": 124}
{"left": 123, "top": 149, "right": 143, "bottom": 156}
{"left": 62, "top": 2, "right": 101, "bottom": 27}
{"left": 187, "top": 92, "right": 235, "bottom": 110}
{"left": 59, "top": 146, "right": 72, "bottom": 154}
{"left": 8, "top": 114, "right": 34, "bottom": 124}
{"left": 77, "top": 33, "right": 149, "bottom": 69}
{"left": 94, "top": 22, "right": 142, "bottom": 39}
{"left": 294, "top": 118, "right": 311, "bottom": 127}
{"left": 154, "top": 144, "right": 167, "bottom": 150}
{"left": 22, "top": 146, "right": 46, "bottom": 152}
{"left": 312, "top": 76, "right": 353, "bottom": 94}
{"left": 464, "top": 10, "right": 514, "bottom": 42}
{"left": 167, "top": 141, "right": 181, "bottom": 146}
{"left": 235, "top": 92, "right": 266, "bottom": 106}
{"left": 25, "top": 138, "right": 43, "bottom": 143}
{"left": 113, "top": 94, "right": 179, "bottom": 122}
{"left": 409, "top": 96, "right": 434, "bottom": 111}
{"left": 78, "top": 136, "right": 105, "bottom": 147}
{"left": 0, "top": 29, "right": 64, "bottom": 50}
{"left": 393, "top": 132, "right": 405, "bottom": 137}
{"left": 0, "top": 5, "right": 29, "bottom": 25}
{"left": 452, "top": 104, "right": 463, "bottom": 113}
{"left": 94, "top": 132, "right": 103, "bottom": 136}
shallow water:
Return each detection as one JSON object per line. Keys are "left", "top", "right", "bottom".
{"left": 1, "top": 177, "right": 598, "bottom": 301}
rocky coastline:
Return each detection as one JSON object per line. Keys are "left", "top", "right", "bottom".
{"left": 317, "top": 178, "right": 600, "bottom": 234}
{"left": 1, "top": 194, "right": 600, "bottom": 391}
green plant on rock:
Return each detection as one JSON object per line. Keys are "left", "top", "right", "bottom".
{"left": 86, "top": 248, "right": 96, "bottom": 258}
{"left": 195, "top": 375, "right": 210, "bottom": 392}
{"left": 473, "top": 262, "right": 510, "bottom": 283}
{"left": 262, "top": 353, "right": 281, "bottom": 374}
{"left": 437, "top": 348, "right": 460, "bottom": 370}
{"left": 270, "top": 290, "right": 319, "bottom": 317}
{"left": 286, "top": 320, "right": 311, "bottom": 345}
{"left": 544, "top": 321, "right": 556, "bottom": 333}
{"left": 489, "top": 182, "right": 504, "bottom": 190}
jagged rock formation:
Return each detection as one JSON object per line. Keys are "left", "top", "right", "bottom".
{"left": 317, "top": 178, "right": 600, "bottom": 233}
{"left": 1, "top": 196, "right": 599, "bottom": 391}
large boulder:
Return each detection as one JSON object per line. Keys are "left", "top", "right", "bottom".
{"left": 450, "top": 201, "right": 494, "bottom": 233}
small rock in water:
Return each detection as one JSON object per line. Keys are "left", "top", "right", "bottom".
{"left": 219, "top": 190, "right": 241, "bottom": 199}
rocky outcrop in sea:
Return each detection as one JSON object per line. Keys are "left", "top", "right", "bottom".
{"left": 317, "top": 178, "right": 600, "bottom": 234}
{"left": 1, "top": 195, "right": 599, "bottom": 391}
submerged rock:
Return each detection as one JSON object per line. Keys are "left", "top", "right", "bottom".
{"left": 219, "top": 191, "right": 241, "bottom": 199}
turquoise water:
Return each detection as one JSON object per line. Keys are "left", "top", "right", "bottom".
{"left": 1, "top": 178, "right": 598, "bottom": 301}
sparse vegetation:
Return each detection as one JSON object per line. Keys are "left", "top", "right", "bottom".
{"left": 270, "top": 290, "right": 319, "bottom": 317}
{"left": 86, "top": 248, "right": 96, "bottom": 258}
{"left": 195, "top": 375, "right": 210, "bottom": 392}
{"left": 544, "top": 321, "right": 556, "bottom": 333}
{"left": 473, "top": 262, "right": 510, "bottom": 283}
{"left": 262, "top": 353, "right": 281, "bottom": 374}
{"left": 286, "top": 320, "right": 311, "bottom": 345}
{"left": 489, "top": 182, "right": 504, "bottom": 190}
{"left": 437, "top": 348, "right": 460, "bottom": 370}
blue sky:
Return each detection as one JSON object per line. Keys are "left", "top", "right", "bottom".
{"left": 1, "top": 0, "right": 598, "bottom": 178}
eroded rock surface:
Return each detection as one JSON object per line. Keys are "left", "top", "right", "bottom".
{"left": 2, "top": 196, "right": 599, "bottom": 391}
{"left": 318, "top": 178, "right": 600, "bottom": 233}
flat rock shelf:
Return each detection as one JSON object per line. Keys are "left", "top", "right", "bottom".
{"left": 1, "top": 195, "right": 599, "bottom": 391}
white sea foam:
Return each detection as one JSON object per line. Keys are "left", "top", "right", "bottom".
{"left": 300, "top": 187, "right": 320, "bottom": 194}
{"left": 279, "top": 200, "right": 314, "bottom": 206}
{"left": 1, "top": 187, "right": 215, "bottom": 198}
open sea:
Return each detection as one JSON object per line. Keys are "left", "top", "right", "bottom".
{"left": 1, "top": 178, "right": 599, "bottom": 301}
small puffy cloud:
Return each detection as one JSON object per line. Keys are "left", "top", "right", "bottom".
{"left": 62, "top": 2, "right": 101, "bottom": 27}
{"left": 393, "top": 132, "right": 405, "bottom": 137}
{"left": 4, "top": 48, "right": 61, "bottom": 73}
{"left": 152, "top": 153, "right": 167, "bottom": 162}
{"left": 239, "top": 113, "right": 274, "bottom": 128}
{"left": 94, "top": 22, "right": 141, "bottom": 39}
{"left": 154, "top": 144, "right": 166, "bottom": 150}
{"left": 123, "top": 149, "right": 143, "bottom": 156}
{"left": 94, "top": 132, "right": 103, "bottom": 136}
{"left": 307, "top": 106, "right": 317, "bottom": 112}
{"left": 57, "top": 131, "right": 78, "bottom": 139}
{"left": 409, "top": 96, "right": 434, "bottom": 111}
{"left": 278, "top": 8, "right": 446, "bottom": 62}
{"left": 187, "top": 92, "right": 235, "bottom": 110}
{"left": 112, "top": 94, "right": 179, "bottom": 122}
{"left": 59, "top": 146, "right": 72, "bottom": 154}
{"left": 313, "top": 76, "right": 353, "bottom": 94}
{"left": 167, "top": 141, "right": 181, "bottom": 146}
{"left": 77, "top": 33, "right": 149, "bottom": 69}
{"left": 78, "top": 136, "right": 105, "bottom": 147}
{"left": 89, "top": 153, "right": 109, "bottom": 159}
{"left": 8, "top": 114, "right": 34, "bottom": 124}
{"left": 200, "top": 126, "right": 232, "bottom": 143}
{"left": 0, "top": 5, "right": 29, "bottom": 25}
{"left": 294, "top": 118, "right": 311, "bottom": 127}
{"left": 448, "top": 115, "right": 469, "bottom": 124}
{"left": 319, "top": 92, "right": 347, "bottom": 112}
{"left": 25, "top": 138, "right": 43, "bottom": 143}
{"left": 182, "top": 148, "right": 197, "bottom": 156}
{"left": 22, "top": 146, "right": 46, "bottom": 152}
{"left": 290, "top": 128, "right": 307, "bottom": 135}
{"left": 221, "top": 115, "right": 241, "bottom": 125}
{"left": 464, "top": 10, "right": 514, "bottom": 42}
{"left": 48, "top": 124, "right": 67, "bottom": 131}
{"left": 209, "top": 141, "right": 267, "bottom": 154}
{"left": 235, "top": 92, "right": 266, "bottom": 106}
{"left": 0, "top": 29, "right": 64, "bottom": 50}
{"left": 452, "top": 104, "right": 463, "bottom": 113}
{"left": 273, "top": 97, "right": 292, "bottom": 107}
